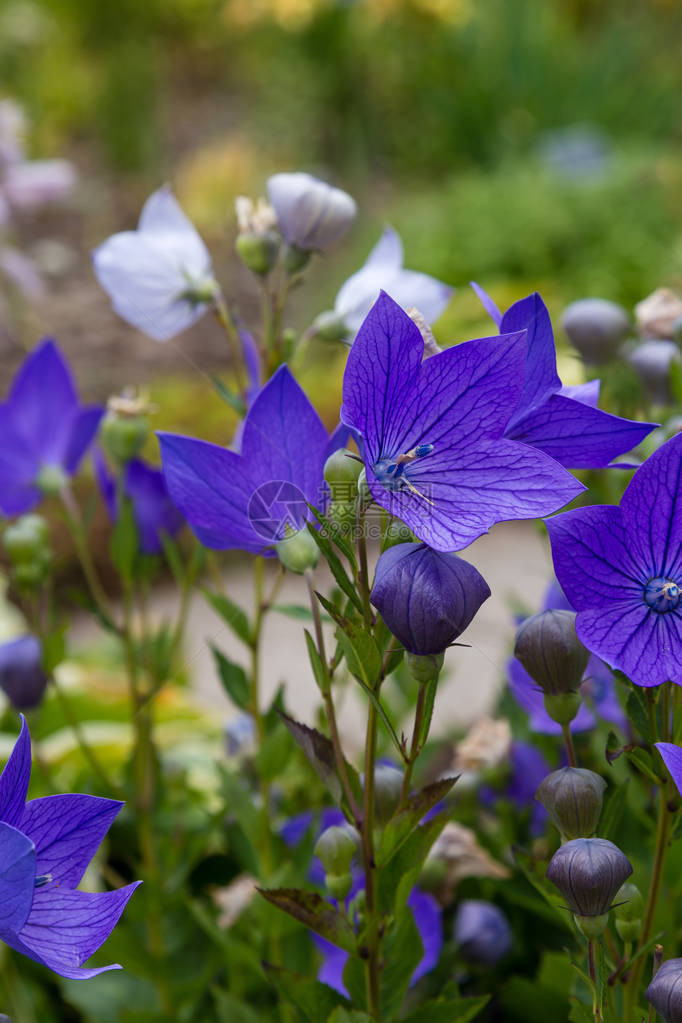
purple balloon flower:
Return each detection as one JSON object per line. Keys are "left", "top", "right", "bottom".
{"left": 0, "top": 636, "right": 48, "bottom": 711}
{"left": 454, "top": 899, "right": 512, "bottom": 966}
{"left": 370, "top": 542, "right": 491, "bottom": 655}
{"left": 92, "top": 186, "right": 215, "bottom": 342}
{"left": 546, "top": 432, "right": 682, "bottom": 687}
{"left": 508, "top": 580, "right": 626, "bottom": 734}
{"left": 313, "top": 886, "right": 442, "bottom": 997}
{"left": 472, "top": 285, "right": 656, "bottom": 469}
{"left": 0, "top": 339, "right": 102, "bottom": 516}
{"left": 94, "top": 451, "right": 185, "bottom": 556}
{"left": 341, "top": 292, "right": 583, "bottom": 552}
{"left": 159, "top": 365, "right": 343, "bottom": 554}
{"left": 330, "top": 226, "right": 452, "bottom": 339}
{"left": 0, "top": 718, "right": 139, "bottom": 978}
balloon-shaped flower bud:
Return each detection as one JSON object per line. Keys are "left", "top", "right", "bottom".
{"left": 3, "top": 514, "right": 52, "bottom": 588}
{"left": 275, "top": 529, "right": 319, "bottom": 575}
{"left": 628, "top": 339, "right": 680, "bottom": 404}
{"left": 546, "top": 837, "right": 632, "bottom": 935}
{"left": 0, "top": 635, "right": 48, "bottom": 710}
{"left": 373, "top": 764, "right": 404, "bottom": 825}
{"left": 370, "top": 543, "right": 491, "bottom": 657}
{"left": 267, "top": 172, "right": 356, "bottom": 253}
{"left": 315, "top": 824, "right": 359, "bottom": 897}
{"left": 454, "top": 900, "right": 512, "bottom": 966}
{"left": 646, "top": 958, "right": 682, "bottom": 1023}
{"left": 234, "top": 196, "right": 279, "bottom": 276}
{"left": 535, "top": 768, "right": 606, "bottom": 839}
{"left": 100, "top": 390, "right": 152, "bottom": 464}
{"left": 613, "top": 881, "right": 644, "bottom": 942}
{"left": 324, "top": 449, "right": 362, "bottom": 503}
{"left": 561, "top": 298, "right": 630, "bottom": 364}
{"left": 514, "top": 611, "right": 589, "bottom": 723}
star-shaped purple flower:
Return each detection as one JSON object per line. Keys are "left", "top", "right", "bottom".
{"left": 158, "top": 365, "right": 343, "bottom": 554}
{"left": 94, "top": 451, "right": 185, "bottom": 556}
{"left": 0, "top": 339, "right": 103, "bottom": 515}
{"left": 472, "top": 284, "right": 656, "bottom": 469}
{"left": 0, "top": 718, "right": 139, "bottom": 978}
{"left": 341, "top": 292, "right": 583, "bottom": 552}
{"left": 508, "top": 580, "right": 626, "bottom": 734}
{"left": 546, "top": 432, "right": 682, "bottom": 687}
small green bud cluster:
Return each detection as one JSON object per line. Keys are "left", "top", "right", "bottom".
{"left": 3, "top": 514, "right": 52, "bottom": 589}
{"left": 323, "top": 449, "right": 363, "bottom": 540}
{"left": 314, "top": 824, "right": 359, "bottom": 900}
{"left": 100, "top": 390, "right": 152, "bottom": 464}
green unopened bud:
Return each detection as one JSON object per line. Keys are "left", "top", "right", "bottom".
{"left": 614, "top": 882, "right": 644, "bottom": 923}
{"left": 100, "top": 411, "right": 149, "bottom": 464}
{"left": 324, "top": 449, "right": 362, "bottom": 490}
{"left": 373, "top": 765, "right": 404, "bottom": 825}
{"left": 4, "top": 515, "right": 50, "bottom": 564}
{"left": 575, "top": 913, "right": 609, "bottom": 940}
{"left": 514, "top": 610, "right": 589, "bottom": 696}
{"left": 275, "top": 529, "right": 319, "bottom": 574}
{"left": 36, "top": 463, "right": 68, "bottom": 496}
{"left": 543, "top": 691, "right": 582, "bottom": 725}
{"left": 406, "top": 651, "right": 444, "bottom": 685}
{"left": 283, "top": 243, "right": 311, "bottom": 276}
{"left": 13, "top": 562, "right": 51, "bottom": 589}
{"left": 536, "top": 767, "right": 606, "bottom": 839}
{"left": 235, "top": 230, "right": 280, "bottom": 276}
{"left": 357, "top": 468, "right": 372, "bottom": 508}
{"left": 314, "top": 825, "right": 358, "bottom": 875}
{"left": 381, "top": 519, "right": 418, "bottom": 551}
{"left": 327, "top": 872, "right": 353, "bottom": 900}
{"left": 311, "top": 310, "right": 349, "bottom": 343}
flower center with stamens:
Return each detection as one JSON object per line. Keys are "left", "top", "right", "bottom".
{"left": 644, "top": 576, "right": 681, "bottom": 613}
{"left": 373, "top": 444, "right": 434, "bottom": 491}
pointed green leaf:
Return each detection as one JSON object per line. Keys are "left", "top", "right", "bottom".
{"left": 400, "top": 996, "right": 490, "bottom": 1023}
{"left": 305, "top": 628, "right": 330, "bottom": 693}
{"left": 378, "top": 776, "right": 458, "bottom": 867}
{"left": 212, "top": 646, "right": 251, "bottom": 710}
{"left": 204, "top": 589, "right": 253, "bottom": 647}
{"left": 263, "top": 964, "right": 349, "bottom": 1022}
{"left": 257, "top": 888, "right": 356, "bottom": 952}
{"left": 307, "top": 523, "right": 363, "bottom": 612}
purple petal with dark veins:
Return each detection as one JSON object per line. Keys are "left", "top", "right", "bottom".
{"left": 7, "top": 882, "right": 141, "bottom": 979}
{"left": 546, "top": 506, "right": 645, "bottom": 610}
{"left": 620, "top": 431, "right": 682, "bottom": 579}
{"left": 18, "top": 794, "right": 122, "bottom": 889}
{"left": 576, "top": 601, "right": 681, "bottom": 687}
{"left": 656, "top": 742, "right": 682, "bottom": 797}
{"left": 0, "top": 716, "right": 31, "bottom": 827}
{"left": 507, "top": 393, "right": 656, "bottom": 469}
{"left": 500, "top": 293, "right": 561, "bottom": 423}
{"left": 0, "top": 821, "right": 35, "bottom": 937}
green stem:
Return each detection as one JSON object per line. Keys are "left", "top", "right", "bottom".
{"left": 213, "top": 291, "right": 246, "bottom": 398}
{"left": 398, "top": 683, "right": 428, "bottom": 810}
{"left": 562, "top": 723, "right": 578, "bottom": 767}
{"left": 362, "top": 699, "right": 381, "bottom": 1020}
{"left": 588, "top": 941, "right": 603, "bottom": 1023}
{"left": 356, "top": 506, "right": 372, "bottom": 628}
{"left": 60, "top": 486, "right": 118, "bottom": 629}
{"left": 50, "top": 674, "right": 119, "bottom": 795}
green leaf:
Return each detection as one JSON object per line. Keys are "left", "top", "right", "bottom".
{"left": 279, "top": 711, "right": 363, "bottom": 809}
{"left": 625, "top": 686, "right": 651, "bottom": 743}
{"left": 110, "top": 497, "right": 137, "bottom": 581}
{"left": 354, "top": 676, "right": 406, "bottom": 761}
{"left": 158, "top": 531, "right": 184, "bottom": 588}
{"left": 568, "top": 1004, "right": 595, "bottom": 1023}
{"left": 400, "top": 995, "right": 490, "bottom": 1023}
{"left": 257, "top": 888, "right": 356, "bottom": 952}
{"left": 599, "top": 778, "right": 630, "bottom": 840}
{"left": 263, "top": 964, "right": 349, "bottom": 1022}
{"left": 377, "top": 811, "right": 451, "bottom": 916}
{"left": 212, "top": 646, "right": 251, "bottom": 710}
{"left": 213, "top": 990, "right": 263, "bottom": 1023}
{"left": 307, "top": 524, "right": 363, "bottom": 612}
{"left": 625, "top": 746, "right": 661, "bottom": 784}
{"left": 307, "top": 504, "right": 358, "bottom": 569}
{"left": 209, "top": 372, "right": 247, "bottom": 416}
{"left": 511, "top": 846, "right": 574, "bottom": 931}
{"left": 378, "top": 776, "right": 458, "bottom": 867}
{"left": 379, "top": 905, "right": 423, "bottom": 1018}
{"left": 327, "top": 1010, "right": 372, "bottom": 1023}
{"left": 204, "top": 589, "right": 253, "bottom": 647}
{"left": 417, "top": 674, "right": 438, "bottom": 747}
{"left": 273, "top": 603, "right": 315, "bottom": 621}
{"left": 305, "top": 628, "right": 330, "bottom": 693}
{"left": 256, "top": 722, "right": 292, "bottom": 781}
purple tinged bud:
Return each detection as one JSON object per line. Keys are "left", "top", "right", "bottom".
{"left": 561, "top": 298, "right": 631, "bottom": 364}
{"left": 514, "top": 610, "right": 589, "bottom": 697}
{"left": 546, "top": 837, "right": 632, "bottom": 917}
{"left": 370, "top": 542, "right": 491, "bottom": 656}
{"left": 0, "top": 636, "right": 48, "bottom": 710}
{"left": 454, "top": 900, "right": 512, "bottom": 966}
{"left": 628, "top": 339, "right": 680, "bottom": 404}
{"left": 266, "top": 172, "right": 356, "bottom": 252}
{"left": 535, "top": 767, "right": 606, "bottom": 839}
{"left": 647, "top": 958, "right": 682, "bottom": 1023}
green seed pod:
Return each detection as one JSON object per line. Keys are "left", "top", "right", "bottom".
{"left": 276, "top": 529, "right": 319, "bottom": 574}
{"left": 100, "top": 411, "right": 149, "bottom": 464}
{"left": 314, "top": 825, "right": 358, "bottom": 876}
{"left": 235, "top": 230, "right": 280, "bottom": 276}
{"left": 613, "top": 882, "right": 644, "bottom": 923}
{"left": 514, "top": 610, "right": 589, "bottom": 696}
{"left": 536, "top": 767, "right": 606, "bottom": 839}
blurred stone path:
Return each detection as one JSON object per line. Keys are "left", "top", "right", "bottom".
{"left": 116, "top": 520, "right": 553, "bottom": 753}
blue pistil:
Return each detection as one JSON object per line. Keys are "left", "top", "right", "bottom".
{"left": 374, "top": 444, "right": 434, "bottom": 491}
{"left": 644, "top": 577, "right": 681, "bottom": 613}
{"left": 34, "top": 873, "right": 52, "bottom": 888}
